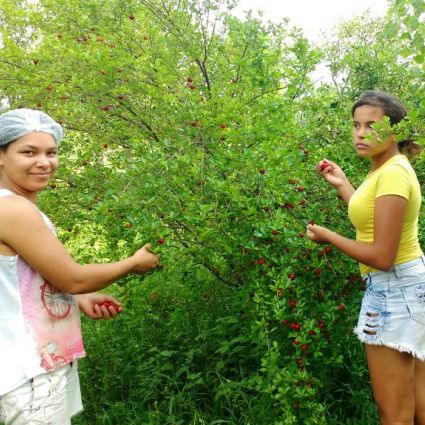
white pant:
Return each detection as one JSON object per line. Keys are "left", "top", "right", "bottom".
{"left": 0, "top": 363, "right": 83, "bottom": 425}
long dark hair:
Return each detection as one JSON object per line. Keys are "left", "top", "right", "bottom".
{"left": 352, "top": 91, "right": 422, "bottom": 158}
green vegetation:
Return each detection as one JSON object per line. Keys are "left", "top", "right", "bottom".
{"left": 0, "top": 0, "right": 424, "bottom": 423}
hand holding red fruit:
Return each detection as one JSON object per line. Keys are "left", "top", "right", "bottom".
{"left": 306, "top": 223, "right": 331, "bottom": 244}
{"left": 75, "top": 293, "right": 122, "bottom": 320}
{"left": 317, "top": 159, "right": 349, "bottom": 190}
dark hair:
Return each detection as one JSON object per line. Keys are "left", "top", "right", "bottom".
{"left": 352, "top": 91, "right": 422, "bottom": 158}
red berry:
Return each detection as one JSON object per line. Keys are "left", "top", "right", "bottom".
{"left": 338, "top": 303, "right": 345, "bottom": 311}
{"left": 318, "top": 320, "right": 326, "bottom": 329}
{"left": 291, "top": 322, "right": 301, "bottom": 331}
{"left": 324, "top": 246, "right": 331, "bottom": 254}
{"left": 103, "top": 143, "right": 109, "bottom": 149}
{"left": 297, "top": 186, "right": 304, "bottom": 192}
{"left": 289, "top": 299, "right": 297, "bottom": 308}
{"left": 277, "top": 288, "right": 283, "bottom": 296}
{"left": 308, "top": 329, "right": 316, "bottom": 336}
{"left": 314, "top": 268, "right": 321, "bottom": 276}
{"left": 288, "top": 273, "right": 296, "bottom": 281}
{"left": 257, "top": 258, "right": 266, "bottom": 265}
{"left": 298, "top": 232, "right": 304, "bottom": 238}
{"left": 301, "top": 344, "right": 309, "bottom": 351}
{"left": 102, "top": 105, "right": 111, "bottom": 111}
{"left": 320, "top": 160, "right": 331, "bottom": 171}
{"left": 158, "top": 238, "right": 165, "bottom": 244}
{"left": 293, "top": 339, "right": 300, "bottom": 345}
{"left": 219, "top": 123, "right": 227, "bottom": 129}
{"left": 259, "top": 168, "right": 266, "bottom": 175}
{"left": 272, "top": 229, "right": 279, "bottom": 236}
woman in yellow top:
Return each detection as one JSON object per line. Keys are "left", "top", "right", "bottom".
{"left": 307, "top": 91, "right": 425, "bottom": 424}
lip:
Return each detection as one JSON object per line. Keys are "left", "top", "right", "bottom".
{"left": 355, "top": 143, "right": 369, "bottom": 149}
{"left": 30, "top": 173, "right": 51, "bottom": 178}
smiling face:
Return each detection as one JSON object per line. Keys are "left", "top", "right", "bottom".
{"left": 352, "top": 105, "right": 398, "bottom": 160}
{"left": 0, "top": 131, "right": 58, "bottom": 199}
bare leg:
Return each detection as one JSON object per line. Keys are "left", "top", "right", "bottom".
{"left": 365, "top": 344, "right": 415, "bottom": 425}
{"left": 414, "top": 358, "right": 425, "bottom": 425}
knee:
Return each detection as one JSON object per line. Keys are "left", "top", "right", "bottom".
{"left": 376, "top": 399, "right": 414, "bottom": 425}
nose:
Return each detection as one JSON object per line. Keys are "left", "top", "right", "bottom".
{"left": 35, "top": 154, "right": 51, "bottom": 167}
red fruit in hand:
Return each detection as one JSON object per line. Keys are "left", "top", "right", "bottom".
{"left": 320, "top": 160, "right": 331, "bottom": 171}
{"left": 99, "top": 301, "right": 120, "bottom": 311}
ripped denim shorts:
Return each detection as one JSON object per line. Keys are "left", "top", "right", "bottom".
{"left": 354, "top": 256, "right": 425, "bottom": 360}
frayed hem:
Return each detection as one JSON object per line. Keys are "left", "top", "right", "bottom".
{"left": 353, "top": 328, "right": 425, "bottom": 361}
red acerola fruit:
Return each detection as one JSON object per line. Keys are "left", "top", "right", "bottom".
{"left": 291, "top": 322, "right": 301, "bottom": 331}
{"left": 99, "top": 301, "right": 120, "bottom": 311}
{"left": 308, "top": 329, "right": 316, "bottom": 336}
{"left": 320, "top": 160, "right": 331, "bottom": 171}
{"left": 289, "top": 299, "right": 297, "bottom": 308}
{"left": 338, "top": 303, "right": 345, "bottom": 311}
{"left": 158, "top": 238, "right": 165, "bottom": 244}
{"left": 272, "top": 229, "right": 279, "bottom": 236}
{"left": 219, "top": 123, "right": 227, "bottom": 129}
{"left": 301, "top": 344, "right": 309, "bottom": 351}
{"left": 293, "top": 339, "right": 300, "bottom": 346}
{"left": 318, "top": 320, "right": 326, "bottom": 329}
{"left": 314, "top": 268, "right": 321, "bottom": 276}
{"left": 324, "top": 246, "right": 331, "bottom": 254}
{"left": 298, "top": 232, "right": 304, "bottom": 238}
{"left": 102, "top": 105, "right": 111, "bottom": 111}
{"left": 103, "top": 143, "right": 109, "bottom": 149}
{"left": 259, "top": 168, "right": 266, "bottom": 175}
{"left": 296, "top": 186, "right": 304, "bottom": 192}
{"left": 288, "top": 273, "right": 296, "bottom": 281}
{"left": 257, "top": 258, "right": 266, "bottom": 265}
{"left": 99, "top": 69, "right": 106, "bottom": 75}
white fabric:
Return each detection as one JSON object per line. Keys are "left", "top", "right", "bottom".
{"left": 0, "top": 363, "right": 83, "bottom": 425}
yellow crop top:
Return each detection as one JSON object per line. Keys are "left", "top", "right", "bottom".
{"left": 348, "top": 154, "right": 423, "bottom": 275}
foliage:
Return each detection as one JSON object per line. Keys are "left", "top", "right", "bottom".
{"left": 0, "top": 0, "right": 424, "bottom": 424}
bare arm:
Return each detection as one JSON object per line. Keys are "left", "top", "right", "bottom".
{"left": 307, "top": 195, "right": 407, "bottom": 270}
{"left": 0, "top": 197, "right": 159, "bottom": 294}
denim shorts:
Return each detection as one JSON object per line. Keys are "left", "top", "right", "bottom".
{"left": 353, "top": 256, "right": 425, "bottom": 359}
{"left": 0, "top": 362, "right": 83, "bottom": 425}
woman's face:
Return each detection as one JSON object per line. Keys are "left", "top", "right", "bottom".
{"left": 0, "top": 131, "right": 58, "bottom": 195}
{"left": 352, "top": 105, "right": 394, "bottom": 158}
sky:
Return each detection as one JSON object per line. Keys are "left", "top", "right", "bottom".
{"left": 231, "top": 0, "right": 389, "bottom": 44}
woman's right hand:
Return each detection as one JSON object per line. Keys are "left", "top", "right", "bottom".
{"left": 317, "top": 159, "right": 348, "bottom": 189}
{"left": 132, "top": 243, "right": 160, "bottom": 273}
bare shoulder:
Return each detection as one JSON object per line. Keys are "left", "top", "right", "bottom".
{"left": 0, "top": 196, "right": 44, "bottom": 228}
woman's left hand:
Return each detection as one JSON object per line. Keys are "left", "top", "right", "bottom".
{"left": 306, "top": 223, "right": 331, "bottom": 244}
{"left": 75, "top": 292, "right": 122, "bottom": 319}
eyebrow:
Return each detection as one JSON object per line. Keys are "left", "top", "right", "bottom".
{"left": 19, "top": 144, "right": 57, "bottom": 150}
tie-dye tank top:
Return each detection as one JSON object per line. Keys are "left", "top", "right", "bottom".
{"left": 0, "top": 189, "right": 85, "bottom": 396}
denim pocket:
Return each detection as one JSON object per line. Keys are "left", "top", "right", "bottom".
{"left": 401, "top": 284, "right": 425, "bottom": 325}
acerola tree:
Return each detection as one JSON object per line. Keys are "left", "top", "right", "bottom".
{"left": 0, "top": 0, "right": 424, "bottom": 423}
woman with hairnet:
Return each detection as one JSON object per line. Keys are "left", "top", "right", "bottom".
{"left": 0, "top": 108, "right": 160, "bottom": 424}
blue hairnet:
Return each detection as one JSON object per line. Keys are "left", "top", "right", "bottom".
{"left": 0, "top": 108, "right": 63, "bottom": 146}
